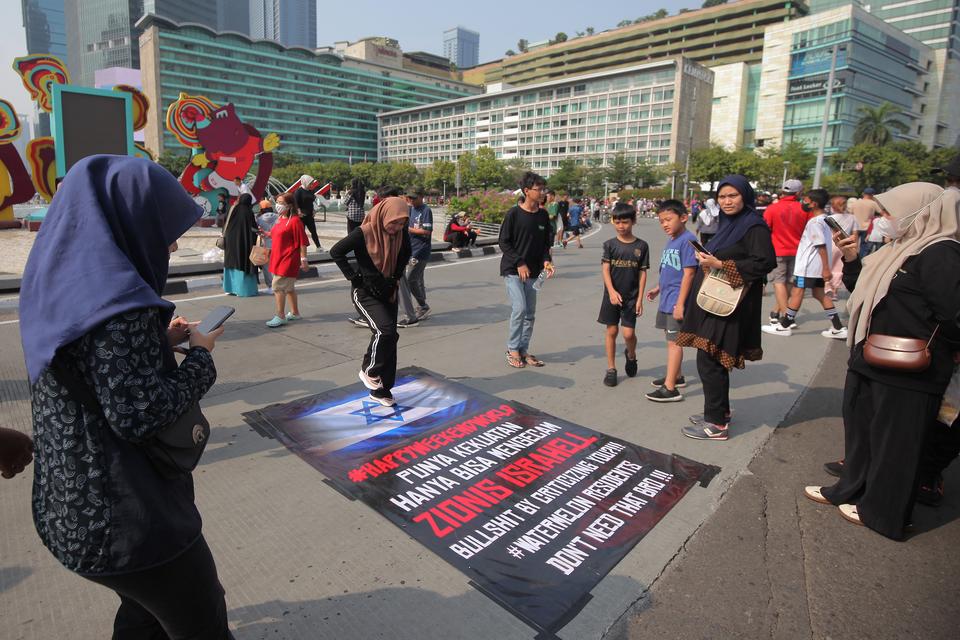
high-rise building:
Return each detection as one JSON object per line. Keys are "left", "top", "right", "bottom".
{"left": 443, "top": 26, "right": 479, "bottom": 68}
{"left": 143, "top": 1, "right": 216, "bottom": 29}
{"left": 22, "top": 0, "right": 69, "bottom": 136}
{"left": 379, "top": 58, "right": 714, "bottom": 174}
{"left": 465, "top": 0, "right": 807, "bottom": 87}
{"left": 249, "top": 0, "right": 316, "bottom": 49}
{"left": 138, "top": 15, "right": 479, "bottom": 160}
{"left": 217, "top": 0, "right": 249, "bottom": 35}
{"left": 65, "top": 0, "right": 142, "bottom": 88}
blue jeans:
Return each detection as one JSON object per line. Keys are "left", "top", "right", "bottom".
{"left": 505, "top": 274, "right": 538, "bottom": 352}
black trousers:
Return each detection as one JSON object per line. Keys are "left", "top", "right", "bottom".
{"left": 352, "top": 287, "right": 399, "bottom": 390}
{"left": 919, "top": 415, "right": 960, "bottom": 483}
{"left": 347, "top": 218, "right": 362, "bottom": 234}
{"left": 697, "top": 349, "right": 730, "bottom": 425}
{"left": 301, "top": 213, "right": 321, "bottom": 248}
{"left": 822, "top": 371, "right": 941, "bottom": 540}
{"left": 85, "top": 536, "right": 233, "bottom": 640}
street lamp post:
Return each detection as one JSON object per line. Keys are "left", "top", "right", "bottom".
{"left": 670, "top": 170, "right": 677, "bottom": 198}
{"left": 782, "top": 161, "right": 790, "bottom": 186}
{"left": 813, "top": 44, "right": 840, "bottom": 189}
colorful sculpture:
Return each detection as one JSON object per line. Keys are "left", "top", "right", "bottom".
{"left": 13, "top": 54, "right": 70, "bottom": 112}
{"left": 0, "top": 100, "right": 36, "bottom": 222}
{"left": 165, "top": 92, "right": 280, "bottom": 214}
{"left": 114, "top": 84, "right": 154, "bottom": 160}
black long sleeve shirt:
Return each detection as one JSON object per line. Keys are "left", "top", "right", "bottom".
{"left": 329, "top": 227, "right": 411, "bottom": 282}
{"left": 498, "top": 205, "right": 552, "bottom": 277}
{"left": 843, "top": 241, "right": 960, "bottom": 394}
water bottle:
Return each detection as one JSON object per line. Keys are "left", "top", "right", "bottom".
{"left": 532, "top": 270, "right": 547, "bottom": 291}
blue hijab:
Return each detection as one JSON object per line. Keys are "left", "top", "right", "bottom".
{"left": 706, "top": 174, "right": 767, "bottom": 253}
{"left": 20, "top": 155, "right": 203, "bottom": 383}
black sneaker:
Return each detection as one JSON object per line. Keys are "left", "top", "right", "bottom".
{"left": 769, "top": 311, "right": 780, "bottom": 325}
{"left": 349, "top": 316, "right": 369, "bottom": 328}
{"left": 603, "top": 368, "right": 618, "bottom": 387}
{"left": 415, "top": 307, "right": 431, "bottom": 321}
{"left": 623, "top": 350, "right": 638, "bottom": 377}
{"left": 646, "top": 386, "right": 683, "bottom": 402}
{"left": 369, "top": 389, "right": 396, "bottom": 407}
{"left": 823, "top": 459, "right": 844, "bottom": 477}
{"left": 397, "top": 317, "right": 419, "bottom": 328}
{"left": 652, "top": 375, "right": 687, "bottom": 388}
{"left": 681, "top": 422, "right": 729, "bottom": 441}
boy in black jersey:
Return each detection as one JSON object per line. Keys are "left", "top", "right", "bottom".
{"left": 599, "top": 202, "right": 649, "bottom": 387}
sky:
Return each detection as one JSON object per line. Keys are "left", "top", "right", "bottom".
{"left": 0, "top": 0, "right": 701, "bottom": 121}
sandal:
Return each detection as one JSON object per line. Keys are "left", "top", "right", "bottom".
{"left": 522, "top": 353, "right": 545, "bottom": 367}
{"left": 506, "top": 351, "right": 526, "bottom": 368}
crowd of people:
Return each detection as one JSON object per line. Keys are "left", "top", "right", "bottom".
{"left": 1, "top": 153, "right": 958, "bottom": 638}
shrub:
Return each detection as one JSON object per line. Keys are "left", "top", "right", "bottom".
{"left": 447, "top": 191, "right": 518, "bottom": 224}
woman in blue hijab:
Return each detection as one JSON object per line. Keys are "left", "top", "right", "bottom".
{"left": 676, "top": 175, "right": 776, "bottom": 441}
{"left": 20, "top": 155, "right": 233, "bottom": 638}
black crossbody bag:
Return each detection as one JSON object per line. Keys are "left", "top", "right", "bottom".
{"left": 50, "top": 356, "right": 210, "bottom": 479}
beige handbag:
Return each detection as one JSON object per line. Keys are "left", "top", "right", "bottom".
{"left": 249, "top": 236, "right": 270, "bottom": 266}
{"left": 696, "top": 269, "right": 747, "bottom": 317}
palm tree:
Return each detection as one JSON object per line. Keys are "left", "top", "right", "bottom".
{"left": 853, "top": 102, "right": 910, "bottom": 146}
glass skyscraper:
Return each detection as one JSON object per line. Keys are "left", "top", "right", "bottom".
{"left": 65, "top": 0, "right": 142, "bottom": 88}
{"left": 442, "top": 26, "right": 479, "bottom": 68}
{"left": 249, "top": 0, "right": 316, "bottom": 49}
{"left": 22, "top": 0, "right": 68, "bottom": 136}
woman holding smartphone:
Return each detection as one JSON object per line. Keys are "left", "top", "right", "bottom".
{"left": 19, "top": 156, "right": 232, "bottom": 638}
{"left": 676, "top": 175, "right": 777, "bottom": 441}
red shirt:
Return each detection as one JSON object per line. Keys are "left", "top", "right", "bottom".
{"left": 763, "top": 195, "right": 811, "bottom": 257}
{"left": 269, "top": 215, "right": 309, "bottom": 277}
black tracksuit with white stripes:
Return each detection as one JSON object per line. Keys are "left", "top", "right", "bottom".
{"left": 330, "top": 228, "right": 411, "bottom": 391}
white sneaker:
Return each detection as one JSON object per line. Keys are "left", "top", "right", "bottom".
{"left": 358, "top": 370, "right": 383, "bottom": 390}
{"left": 821, "top": 327, "right": 848, "bottom": 339}
{"left": 762, "top": 323, "right": 793, "bottom": 337}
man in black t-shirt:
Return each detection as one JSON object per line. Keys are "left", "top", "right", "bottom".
{"left": 499, "top": 172, "right": 555, "bottom": 369}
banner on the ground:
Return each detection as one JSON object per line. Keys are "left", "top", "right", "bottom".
{"left": 244, "top": 368, "right": 718, "bottom": 635}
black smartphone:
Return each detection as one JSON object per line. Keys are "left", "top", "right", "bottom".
{"left": 823, "top": 216, "right": 849, "bottom": 239}
{"left": 195, "top": 305, "right": 235, "bottom": 334}
{"left": 688, "top": 238, "right": 711, "bottom": 255}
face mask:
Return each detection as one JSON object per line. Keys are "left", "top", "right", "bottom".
{"left": 800, "top": 202, "right": 814, "bottom": 212}
{"left": 275, "top": 204, "right": 288, "bottom": 215}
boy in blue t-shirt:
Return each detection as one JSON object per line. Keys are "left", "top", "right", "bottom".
{"left": 598, "top": 202, "right": 649, "bottom": 387}
{"left": 645, "top": 200, "right": 698, "bottom": 402}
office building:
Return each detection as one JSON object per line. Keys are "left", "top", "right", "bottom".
{"left": 752, "top": 4, "right": 946, "bottom": 153}
{"left": 379, "top": 58, "right": 714, "bottom": 175}
{"left": 143, "top": 1, "right": 217, "bottom": 29}
{"left": 22, "top": 0, "right": 68, "bottom": 136}
{"left": 249, "top": 0, "right": 316, "bottom": 49}
{"left": 332, "top": 37, "right": 462, "bottom": 82}
{"left": 443, "top": 26, "right": 479, "bottom": 69}
{"left": 468, "top": 0, "right": 807, "bottom": 87}
{"left": 138, "top": 15, "right": 480, "bottom": 160}
{"left": 218, "top": 0, "right": 249, "bottom": 35}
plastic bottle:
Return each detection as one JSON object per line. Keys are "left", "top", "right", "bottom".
{"left": 532, "top": 269, "right": 548, "bottom": 291}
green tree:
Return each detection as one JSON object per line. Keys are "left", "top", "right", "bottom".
{"left": 585, "top": 27, "right": 595, "bottom": 35}
{"left": 547, "top": 158, "right": 580, "bottom": 193}
{"left": 502, "top": 157, "right": 530, "bottom": 190}
{"left": 606, "top": 151, "right": 636, "bottom": 190}
{"left": 689, "top": 144, "right": 734, "bottom": 192}
{"left": 634, "top": 156, "right": 662, "bottom": 188}
{"left": 317, "top": 161, "right": 352, "bottom": 189}
{"left": 424, "top": 159, "right": 457, "bottom": 192}
{"left": 156, "top": 151, "right": 189, "bottom": 177}
{"left": 388, "top": 162, "right": 420, "bottom": 190}
{"left": 505, "top": 49, "right": 516, "bottom": 56}
{"left": 552, "top": 32, "right": 568, "bottom": 44}
{"left": 271, "top": 151, "right": 302, "bottom": 168}
{"left": 833, "top": 143, "right": 913, "bottom": 192}
{"left": 474, "top": 146, "right": 506, "bottom": 189}
{"left": 702, "top": 0, "right": 728, "bottom": 7}
{"left": 517, "top": 39, "right": 528, "bottom": 53}
{"left": 617, "top": 19, "right": 633, "bottom": 27}
{"left": 853, "top": 102, "right": 910, "bottom": 146}
{"left": 457, "top": 151, "right": 477, "bottom": 190}
{"left": 582, "top": 157, "right": 606, "bottom": 198}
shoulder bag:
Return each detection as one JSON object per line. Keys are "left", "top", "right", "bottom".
{"left": 51, "top": 355, "right": 210, "bottom": 479}
{"left": 215, "top": 203, "right": 238, "bottom": 250}
{"left": 863, "top": 325, "right": 939, "bottom": 372}
{"left": 249, "top": 235, "right": 270, "bottom": 266}
{"left": 696, "top": 268, "right": 747, "bottom": 317}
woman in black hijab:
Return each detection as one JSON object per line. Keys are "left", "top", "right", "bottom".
{"left": 676, "top": 175, "right": 777, "bottom": 441}
{"left": 222, "top": 193, "right": 260, "bottom": 296}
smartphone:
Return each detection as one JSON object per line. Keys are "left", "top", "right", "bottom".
{"left": 688, "top": 239, "right": 711, "bottom": 255}
{"left": 823, "top": 216, "right": 849, "bottom": 239}
{"left": 195, "top": 305, "right": 235, "bottom": 334}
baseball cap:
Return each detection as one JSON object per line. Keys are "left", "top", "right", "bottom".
{"left": 782, "top": 179, "right": 803, "bottom": 194}
{"left": 862, "top": 187, "right": 876, "bottom": 195}
{"left": 405, "top": 186, "right": 424, "bottom": 197}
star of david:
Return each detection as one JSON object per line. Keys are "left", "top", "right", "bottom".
{"left": 349, "top": 400, "right": 414, "bottom": 426}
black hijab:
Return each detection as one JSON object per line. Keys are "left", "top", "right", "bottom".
{"left": 223, "top": 193, "right": 258, "bottom": 273}
{"left": 707, "top": 175, "right": 767, "bottom": 253}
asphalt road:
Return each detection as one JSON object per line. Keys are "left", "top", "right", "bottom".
{"left": 2, "top": 218, "right": 926, "bottom": 639}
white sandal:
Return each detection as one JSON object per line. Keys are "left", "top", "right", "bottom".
{"left": 803, "top": 486, "right": 831, "bottom": 505}
{"left": 838, "top": 503, "right": 863, "bottom": 526}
